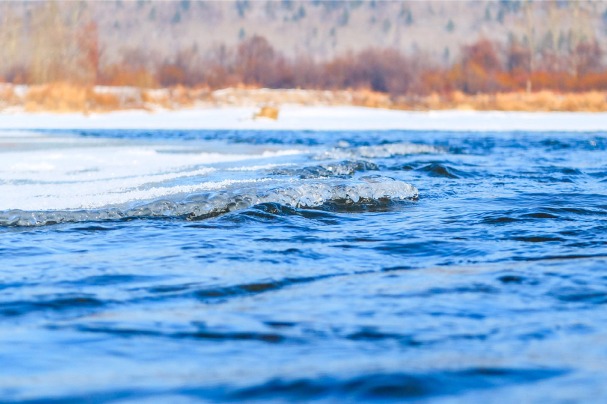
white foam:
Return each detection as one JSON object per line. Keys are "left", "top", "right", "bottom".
{"left": 258, "top": 176, "right": 418, "bottom": 208}
{"left": 318, "top": 143, "right": 440, "bottom": 160}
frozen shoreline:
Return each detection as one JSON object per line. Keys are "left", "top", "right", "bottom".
{"left": 0, "top": 106, "right": 607, "bottom": 131}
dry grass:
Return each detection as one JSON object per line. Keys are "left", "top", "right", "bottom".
{"left": 2, "top": 83, "right": 607, "bottom": 113}
{"left": 208, "top": 88, "right": 354, "bottom": 107}
{"left": 25, "top": 83, "right": 92, "bottom": 113}
{"left": 396, "top": 91, "right": 607, "bottom": 112}
{"left": 21, "top": 83, "right": 205, "bottom": 113}
{"left": 0, "top": 85, "right": 18, "bottom": 109}
{"left": 351, "top": 90, "right": 393, "bottom": 109}
{"left": 24, "top": 83, "right": 124, "bottom": 113}
{"left": 253, "top": 105, "right": 280, "bottom": 120}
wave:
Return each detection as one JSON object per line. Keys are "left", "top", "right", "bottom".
{"left": 417, "top": 162, "right": 469, "bottom": 179}
{"left": 318, "top": 143, "right": 441, "bottom": 160}
{"left": 272, "top": 160, "right": 379, "bottom": 178}
{"left": 0, "top": 176, "right": 418, "bottom": 226}
{"left": 225, "top": 368, "right": 566, "bottom": 401}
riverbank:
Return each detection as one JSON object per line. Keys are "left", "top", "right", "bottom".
{"left": 1, "top": 83, "right": 607, "bottom": 114}
{"left": 1, "top": 105, "right": 607, "bottom": 132}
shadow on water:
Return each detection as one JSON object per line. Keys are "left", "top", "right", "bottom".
{"left": 225, "top": 368, "right": 568, "bottom": 401}
{"left": 0, "top": 295, "right": 105, "bottom": 317}
{"left": 11, "top": 368, "right": 567, "bottom": 403}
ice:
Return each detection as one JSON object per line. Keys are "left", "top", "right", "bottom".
{"left": 0, "top": 176, "right": 418, "bottom": 226}
{"left": 0, "top": 133, "right": 301, "bottom": 211}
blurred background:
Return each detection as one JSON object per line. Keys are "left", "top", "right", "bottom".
{"left": 1, "top": 0, "right": 607, "bottom": 111}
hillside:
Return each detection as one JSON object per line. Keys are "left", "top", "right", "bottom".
{"left": 79, "top": 1, "right": 607, "bottom": 64}
{"left": 1, "top": 0, "right": 606, "bottom": 69}
{"left": 1, "top": 0, "right": 607, "bottom": 105}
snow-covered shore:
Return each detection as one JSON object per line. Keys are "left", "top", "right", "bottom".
{"left": 1, "top": 106, "right": 607, "bottom": 131}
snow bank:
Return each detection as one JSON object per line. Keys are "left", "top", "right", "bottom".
{"left": 0, "top": 107, "right": 607, "bottom": 131}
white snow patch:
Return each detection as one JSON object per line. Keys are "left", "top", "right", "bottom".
{"left": 0, "top": 106, "right": 606, "bottom": 131}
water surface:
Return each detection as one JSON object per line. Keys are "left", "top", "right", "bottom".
{"left": 1, "top": 128, "right": 606, "bottom": 402}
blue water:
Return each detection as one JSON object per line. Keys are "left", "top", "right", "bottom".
{"left": 1, "top": 128, "right": 607, "bottom": 402}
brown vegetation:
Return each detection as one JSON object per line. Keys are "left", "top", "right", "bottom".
{"left": 2, "top": 84, "right": 606, "bottom": 114}
{"left": 2, "top": 11, "right": 607, "bottom": 114}
{"left": 394, "top": 91, "right": 607, "bottom": 112}
{"left": 24, "top": 83, "right": 129, "bottom": 113}
{"left": 3, "top": 27, "right": 607, "bottom": 97}
{"left": 0, "top": 85, "right": 18, "bottom": 110}
{"left": 253, "top": 106, "right": 280, "bottom": 120}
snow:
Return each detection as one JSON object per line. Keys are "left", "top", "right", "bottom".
{"left": 0, "top": 106, "right": 606, "bottom": 131}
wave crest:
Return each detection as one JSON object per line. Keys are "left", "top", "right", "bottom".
{"left": 0, "top": 176, "right": 418, "bottom": 226}
{"left": 272, "top": 160, "right": 379, "bottom": 179}
{"left": 318, "top": 143, "right": 440, "bottom": 160}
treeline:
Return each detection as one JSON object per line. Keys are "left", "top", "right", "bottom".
{"left": 101, "top": 34, "right": 607, "bottom": 95}
{"left": 0, "top": 2, "right": 606, "bottom": 96}
{"left": 423, "top": 38, "right": 606, "bottom": 94}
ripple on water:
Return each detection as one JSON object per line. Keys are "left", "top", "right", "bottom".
{"left": 417, "top": 162, "right": 469, "bottom": 179}
{"left": 1, "top": 129, "right": 607, "bottom": 402}
{"left": 0, "top": 295, "right": 105, "bottom": 317}
{"left": 225, "top": 368, "right": 568, "bottom": 401}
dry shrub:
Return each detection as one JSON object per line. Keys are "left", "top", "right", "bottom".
{"left": 100, "top": 65, "right": 158, "bottom": 88}
{"left": 493, "top": 93, "right": 526, "bottom": 111}
{"left": 142, "top": 86, "right": 211, "bottom": 109}
{"left": 527, "top": 91, "right": 557, "bottom": 111}
{"left": 450, "top": 91, "right": 468, "bottom": 104}
{"left": 89, "top": 91, "right": 121, "bottom": 112}
{"left": 352, "top": 90, "right": 392, "bottom": 108}
{"left": 253, "top": 105, "right": 280, "bottom": 120}
{"left": 25, "top": 83, "right": 90, "bottom": 113}
{"left": 563, "top": 91, "right": 607, "bottom": 112}
{"left": 423, "top": 93, "right": 443, "bottom": 110}
{"left": 142, "top": 89, "right": 171, "bottom": 109}
{"left": 24, "top": 83, "right": 137, "bottom": 113}
{"left": 169, "top": 85, "right": 195, "bottom": 108}
{"left": 0, "top": 85, "right": 19, "bottom": 109}
{"left": 13, "top": 84, "right": 607, "bottom": 113}
{"left": 398, "top": 90, "right": 607, "bottom": 112}
{"left": 490, "top": 91, "right": 607, "bottom": 112}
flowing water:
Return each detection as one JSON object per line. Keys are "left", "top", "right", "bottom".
{"left": 1, "top": 127, "right": 606, "bottom": 402}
